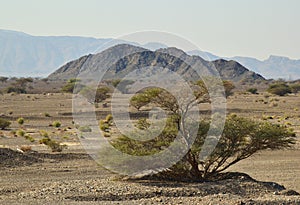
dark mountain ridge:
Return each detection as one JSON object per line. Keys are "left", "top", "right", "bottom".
{"left": 48, "top": 44, "right": 265, "bottom": 83}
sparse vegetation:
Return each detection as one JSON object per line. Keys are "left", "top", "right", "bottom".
{"left": 109, "top": 85, "right": 296, "bottom": 180}
{"left": 24, "top": 134, "right": 35, "bottom": 142}
{"left": 112, "top": 114, "right": 295, "bottom": 180}
{"left": 61, "top": 78, "right": 84, "bottom": 93}
{"left": 80, "top": 86, "right": 111, "bottom": 103}
{"left": 78, "top": 125, "right": 92, "bottom": 132}
{"left": 100, "top": 114, "right": 113, "bottom": 133}
{"left": 0, "top": 118, "right": 11, "bottom": 130}
{"left": 16, "top": 129, "right": 26, "bottom": 137}
{"left": 267, "top": 83, "right": 291, "bottom": 96}
{"left": 290, "top": 83, "right": 300, "bottom": 94}
{"left": 52, "top": 121, "right": 61, "bottom": 128}
{"left": 247, "top": 87, "right": 258, "bottom": 94}
{"left": 17, "top": 117, "right": 25, "bottom": 126}
{"left": 39, "top": 137, "right": 66, "bottom": 152}
{"left": 44, "top": 112, "right": 51, "bottom": 117}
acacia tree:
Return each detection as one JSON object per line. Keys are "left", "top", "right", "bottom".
{"left": 109, "top": 80, "right": 295, "bottom": 180}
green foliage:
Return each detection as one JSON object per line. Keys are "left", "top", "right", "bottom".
{"left": 267, "top": 83, "right": 291, "bottom": 96}
{"left": 290, "top": 83, "right": 300, "bottom": 94}
{"left": 16, "top": 129, "right": 26, "bottom": 137}
{"left": 17, "top": 117, "right": 25, "bottom": 125}
{"left": 61, "top": 78, "right": 84, "bottom": 93}
{"left": 0, "top": 118, "right": 11, "bottom": 130}
{"left": 39, "top": 130, "right": 49, "bottom": 138}
{"left": 39, "top": 137, "right": 65, "bottom": 152}
{"left": 130, "top": 88, "right": 169, "bottom": 110}
{"left": 4, "top": 86, "right": 26, "bottom": 94}
{"left": 80, "top": 86, "right": 111, "bottom": 103}
{"left": 52, "top": 121, "right": 61, "bottom": 128}
{"left": 135, "top": 118, "right": 151, "bottom": 130}
{"left": 95, "top": 87, "right": 111, "bottom": 103}
{"left": 105, "top": 114, "right": 113, "bottom": 122}
{"left": 112, "top": 115, "right": 295, "bottom": 179}
{"left": 247, "top": 87, "right": 258, "bottom": 94}
{"left": 0, "top": 77, "right": 8, "bottom": 83}
{"left": 100, "top": 114, "right": 114, "bottom": 133}
{"left": 24, "top": 134, "right": 35, "bottom": 142}
{"left": 78, "top": 125, "right": 92, "bottom": 132}
{"left": 4, "top": 77, "right": 33, "bottom": 94}
{"left": 44, "top": 113, "right": 51, "bottom": 117}
{"left": 111, "top": 79, "right": 121, "bottom": 88}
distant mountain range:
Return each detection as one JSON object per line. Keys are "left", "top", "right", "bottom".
{"left": 48, "top": 44, "right": 264, "bottom": 84}
{"left": 188, "top": 50, "right": 300, "bottom": 80}
{"left": 0, "top": 29, "right": 299, "bottom": 79}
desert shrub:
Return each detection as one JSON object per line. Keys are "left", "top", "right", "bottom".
{"left": 247, "top": 88, "right": 258, "bottom": 94}
{"left": 78, "top": 125, "right": 92, "bottom": 132}
{"left": 24, "top": 134, "right": 35, "bottom": 142}
{"left": 39, "top": 137, "right": 65, "bottom": 152}
{"left": 99, "top": 114, "right": 113, "bottom": 132}
{"left": 111, "top": 79, "right": 121, "bottom": 88}
{"left": 267, "top": 83, "right": 291, "bottom": 96}
{"left": 44, "top": 113, "right": 51, "bottom": 117}
{"left": 52, "top": 121, "right": 61, "bottom": 128}
{"left": 17, "top": 117, "right": 25, "bottom": 126}
{"left": 80, "top": 86, "right": 111, "bottom": 103}
{"left": 61, "top": 78, "right": 84, "bottom": 93}
{"left": 290, "top": 83, "right": 300, "bottom": 94}
{"left": 100, "top": 120, "right": 110, "bottom": 132}
{"left": 0, "top": 118, "right": 11, "bottom": 130}
{"left": 39, "top": 130, "right": 49, "bottom": 138}
{"left": 4, "top": 86, "right": 26, "bottom": 94}
{"left": 135, "top": 118, "right": 151, "bottom": 130}
{"left": 0, "top": 76, "right": 8, "bottom": 83}
{"left": 16, "top": 129, "right": 26, "bottom": 137}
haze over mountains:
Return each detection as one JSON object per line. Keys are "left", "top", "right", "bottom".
{"left": 0, "top": 29, "right": 299, "bottom": 80}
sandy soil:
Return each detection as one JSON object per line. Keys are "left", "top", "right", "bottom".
{"left": 0, "top": 92, "right": 299, "bottom": 204}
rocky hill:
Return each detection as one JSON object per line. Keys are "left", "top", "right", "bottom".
{"left": 48, "top": 44, "right": 265, "bottom": 83}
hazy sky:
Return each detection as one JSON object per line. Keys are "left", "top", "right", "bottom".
{"left": 1, "top": 0, "right": 299, "bottom": 60}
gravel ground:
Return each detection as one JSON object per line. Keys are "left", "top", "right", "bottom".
{"left": 0, "top": 148, "right": 299, "bottom": 205}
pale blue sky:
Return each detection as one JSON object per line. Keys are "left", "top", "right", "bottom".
{"left": 1, "top": 0, "right": 299, "bottom": 60}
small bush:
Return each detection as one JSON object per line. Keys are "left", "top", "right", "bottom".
{"left": 0, "top": 118, "right": 11, "bottom": 130}
{"left": 16, "top": 129, "right": 26, "bottom": 137}
{"left": 105, "top": 114, "right": 113, "bottom": 122}
{"left": 247, "top": 88, "right": 258, "bottom": 94}
{"left": 39, "top": 137, "right": 65, "bottom": 152}
{"left": 17, "top": 117, "right": 25, "bottom": 126}
{"left": 24, "top": 134, "right": 35, "bottom": 142}
{"left": 39, "top": 130, "right": 49, "bottom": 138}
{"left": 52, "top": 121, "right": 61, "bottom": 128}
{"left": 100, "top": 120, "right": 110, "bottom": 131}
{"left": 44, "top": 113, "right": 51, "bottom": 117}
{"left": 78, "top": 125, "right": 92, "bottom": 132}
{"left": 135, "top": 118, "right": 151, "bottom": 130}
{"left": 4, "top": 86, "right": 26, "bottom": 94}
{"left": 267, "top": 83, "right": 291, "bottom": 96}
{"left": 290, "top": 83, "right": 300, "bottom": 94}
